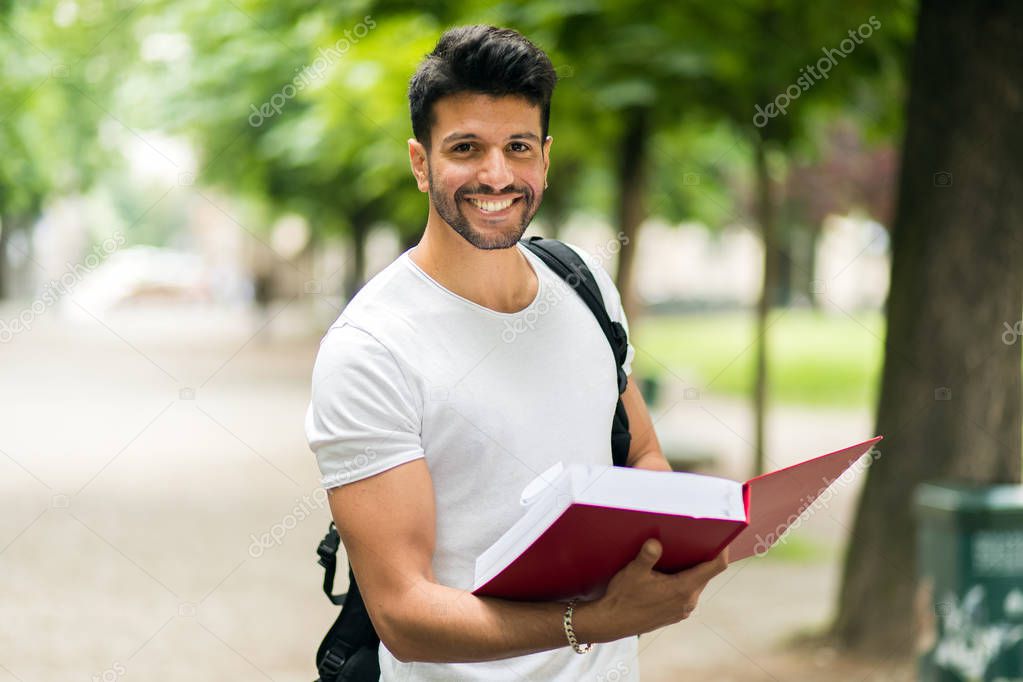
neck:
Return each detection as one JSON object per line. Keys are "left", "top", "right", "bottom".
{"left": 408, "top": 208, "right": 537, "bottom": 314}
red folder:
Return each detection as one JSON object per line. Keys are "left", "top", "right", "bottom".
{"left": 471, "top": 436, "right": 882, "bottom": 602}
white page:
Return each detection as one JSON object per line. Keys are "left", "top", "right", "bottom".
{"left": 473, "top": 464, "right": 745, "bottom": 589}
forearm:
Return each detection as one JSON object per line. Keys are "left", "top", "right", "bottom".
{"left": 630, "top": 450, "right": 672, "bottom": 472}
{"left": 384, "top": 580, "right": 613, "bottom": 663}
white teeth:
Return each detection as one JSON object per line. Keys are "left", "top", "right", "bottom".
{"left": 468, "top": 197, "right": 515, "bottom": 212}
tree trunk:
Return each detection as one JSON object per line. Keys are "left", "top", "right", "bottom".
{"left": 803, "top": 224, "right": 821, "bottom": 310}
{"left": 540, "top": 159, "right": 580, "bottom": 241}
{"left": 614, "top": 106, "right": 650, "bottom": 325}
{"left": 768, "top": 223, "right": 793, "bottom": 307}
{"left": 540, "top": 185, "right": 566, "bottom": 241}
{"left": 833, "top": 0, "right": 1023, "bottom": 656}
{"left": 0, "top": 211, "right": 32, "bottom": 300}
{"left": 0, "top": 213, "right": 9, "bottom": 300}
{"left": 782, "top": 222, "right": 820, "bottom": 309}
{"left": 343, "top": 215, "right": 370, "bottom": 301}
{"left": 752, "top": 132, "right": 778, "bottom": 477}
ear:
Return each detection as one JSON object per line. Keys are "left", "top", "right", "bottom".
{"left": 542, "top": 135, "right": 553, "bottom": 187}
{"left": 408, "top": 138, "right": 430, "bottom": 193}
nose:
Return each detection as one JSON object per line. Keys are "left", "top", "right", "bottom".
{"left": 477, "top": 147, "right": 514, "bottom": 190}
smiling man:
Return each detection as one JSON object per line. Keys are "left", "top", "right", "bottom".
{"left": 419, "top": 91, "right": 544, "bottom": 247}
{"left": 305, "top": 24, "right": 727, "bottom": 681}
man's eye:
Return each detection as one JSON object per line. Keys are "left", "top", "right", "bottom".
{"left": 509, "top": 142, "right": 530, "bottom": 152}
{"left": 452, "top": 143, "right": 473, "bottom": 153}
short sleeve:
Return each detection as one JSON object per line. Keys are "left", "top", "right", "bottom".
{"left": 563, "top": 242, "right": 636, "bottom": 377}
{"left": 305, "top": 322, "right": 425, "bottom": 489}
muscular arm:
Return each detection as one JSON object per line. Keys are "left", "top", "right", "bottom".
{"left": 328, "top": 458, "right": 609, "bottom": 663}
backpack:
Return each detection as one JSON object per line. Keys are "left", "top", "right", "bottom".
{"left": 313, "top": 236, "right": 633, "bottom": 681}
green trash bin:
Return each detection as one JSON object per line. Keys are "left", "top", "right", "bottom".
{"left": 915, "top": 482, "right": 1023, "bottom": 681}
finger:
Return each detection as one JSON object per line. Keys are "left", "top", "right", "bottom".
{"left": 714, "top": 549, "right": 730, "bottom": 574}
{"left": 681, "top": 553, "right": 728, "bottom": 583}
{"left": 632, "top": 538, "right": 662, "bottom": 571}
{"left": 701, "top": 546, "right": 730, "bottom": 577}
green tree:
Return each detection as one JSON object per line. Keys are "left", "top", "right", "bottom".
{"left": 688, "top": 2, "right": 907, "bottom": 476}
{"left": 132, "top": 2, "right": 445, "bottom": 298}
{"left": 497, "top": 0, "right": 908, "bottom": 475}
{"left": 0, "top": 0, "right": 136, "bottom": 297}
{"left": 833, "top": 0, "right": 1023, "bottom": 656}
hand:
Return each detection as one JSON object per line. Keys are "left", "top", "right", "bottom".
{"left": 575, "top": 538, "right": 729, "bottom": 643}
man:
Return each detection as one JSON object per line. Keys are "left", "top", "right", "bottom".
{"left": 305, "top": 24, "right": 728, "bottom": 681}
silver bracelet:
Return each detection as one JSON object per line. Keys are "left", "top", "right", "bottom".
{"left": 563, "top": 599, "right": 592, "bottom": 654}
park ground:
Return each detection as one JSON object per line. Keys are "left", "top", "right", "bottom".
{"left": 0, "top": 300, "right": 915, "bottom": 680}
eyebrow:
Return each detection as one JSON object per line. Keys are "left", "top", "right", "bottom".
{"left": 441, "top": 132, "right": 541, "bottom": 145}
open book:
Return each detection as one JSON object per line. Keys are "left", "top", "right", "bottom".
{"left": 471, "top": 436, "right": 882, "bottom": 601}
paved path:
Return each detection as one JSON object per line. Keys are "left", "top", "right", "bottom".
{"left": 0, "top": 301, "right": 904, "bottom": 681}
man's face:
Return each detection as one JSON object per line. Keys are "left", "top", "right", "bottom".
{"left": 411, "top": 93, "right": 551, "bottom": 250}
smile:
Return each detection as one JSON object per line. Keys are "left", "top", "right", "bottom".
{"left": 465, "top": 196, "right": 521, "bottom": 214}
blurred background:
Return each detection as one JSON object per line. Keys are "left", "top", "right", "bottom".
{"left": 2, "top": 1, "right": 1021, "bottom": 680}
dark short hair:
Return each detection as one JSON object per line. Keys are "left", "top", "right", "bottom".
{"left": 408, "top": 25, "right": 557, "bottom": 150}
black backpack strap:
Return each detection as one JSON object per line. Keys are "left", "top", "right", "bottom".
{"left": 317, "top": 522, "right": 347, "bottom": 605}
{"left": 315, "top": 523, "right": 381, "bottom": 681}
{"left": 520, "top": 236, "right": 630, "bottom": 394}
{"left": 519, "top": 236, "right": 632, "bottom": 467}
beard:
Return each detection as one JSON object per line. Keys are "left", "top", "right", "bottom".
{"left": 427, "top": 164, "right": 541, "bottom": 250}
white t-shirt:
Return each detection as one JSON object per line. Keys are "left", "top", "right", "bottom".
{"left": 305, "top": 240, "right": 640, "bottom": 681}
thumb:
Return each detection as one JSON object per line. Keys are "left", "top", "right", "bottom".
{"left": 634, "top": 538, "right": 663, "bottom": 569}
